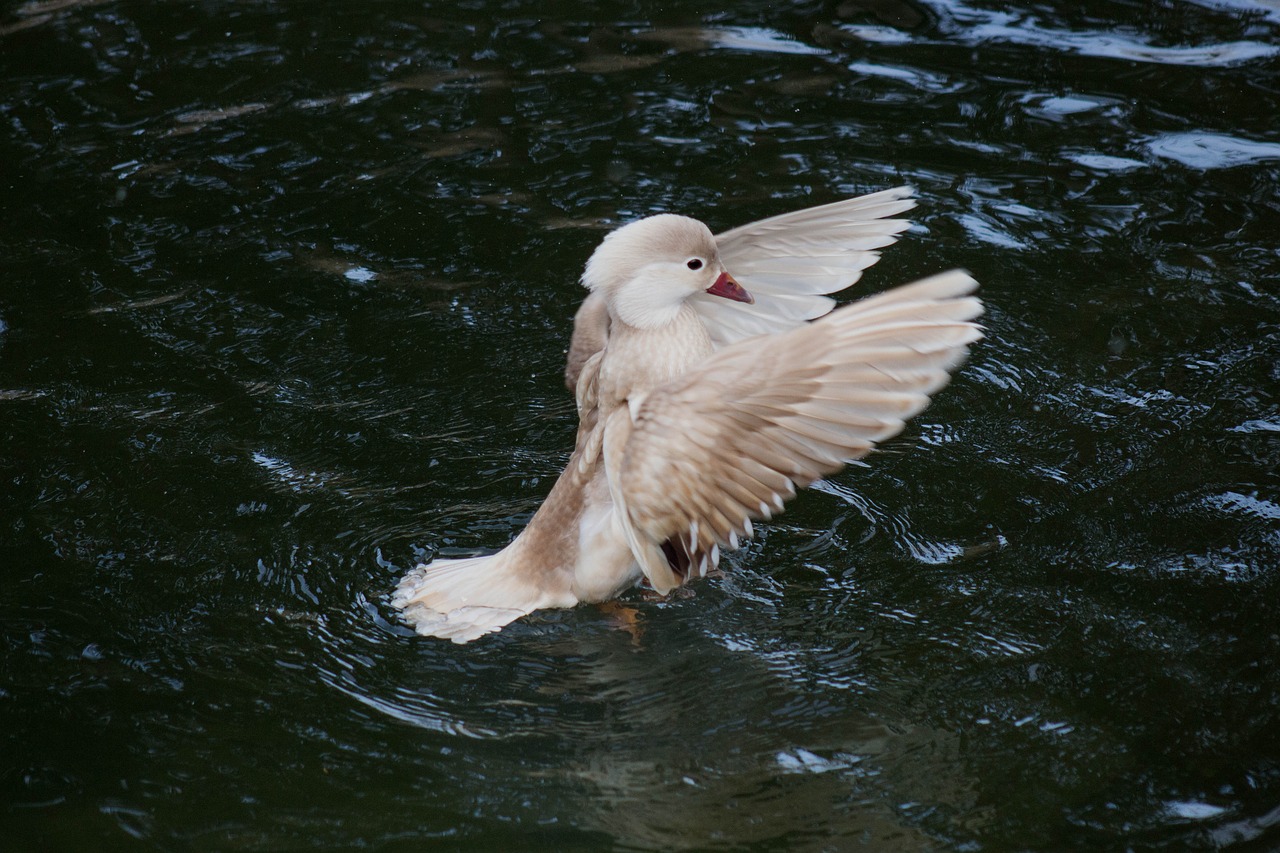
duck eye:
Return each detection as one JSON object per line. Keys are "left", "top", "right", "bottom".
{"left": 686, "top": 258, "right": 704, "bottom": 271}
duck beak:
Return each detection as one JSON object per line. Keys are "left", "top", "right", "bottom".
{"left": 706, "top": 270, "right": 753, "bottom": 304}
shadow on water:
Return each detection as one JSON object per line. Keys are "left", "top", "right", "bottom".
{"left": 2, "top": 0, "right": 1280, "bottom": 849}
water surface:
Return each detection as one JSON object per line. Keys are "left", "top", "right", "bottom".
{"left": 3, "top": 0, "right": 1280, "bottom": 849}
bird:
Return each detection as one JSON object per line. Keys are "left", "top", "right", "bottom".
{"left": 393, "top": 187, "right": 983, "bottom": 643}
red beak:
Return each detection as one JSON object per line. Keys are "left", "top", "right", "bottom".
{"left": 706, "top": 271, "right": 753, "bottom": 304}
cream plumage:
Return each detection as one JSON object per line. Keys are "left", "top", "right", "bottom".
{"left": 393, "top": 187, "right": 983, "bottom": 643}
{"left": 565, "top": 186, "right": 917, "bottom": 389}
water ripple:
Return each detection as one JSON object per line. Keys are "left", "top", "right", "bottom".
{"left": 931, "top": 0, "right": 1280, "bottom": 66}
{"left": 1146, "top": 131, "right": 1280, "bottom": 169}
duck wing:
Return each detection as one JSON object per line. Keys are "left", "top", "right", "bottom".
{"left": 565, "top": 290, "right": 610, "bottom": 391}
{"left": 691, "top": 186, "right": 917, "bottom": 347}
{"left": 565, "top": 187, "right": 917, "bottom": 388}
{"left": 604, "top": 270, "right": 983, "bottom": 593}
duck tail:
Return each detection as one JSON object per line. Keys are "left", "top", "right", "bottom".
{"left": 391, "top": 550, "right": 574, "bottom": 644}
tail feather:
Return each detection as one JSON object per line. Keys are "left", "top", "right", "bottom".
{"left": 392, "top": 553, "right": 576, "bottom": 644}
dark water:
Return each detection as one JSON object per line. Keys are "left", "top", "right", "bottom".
{"left": 4, "top": 0, "right": 1280, "bottom": 848}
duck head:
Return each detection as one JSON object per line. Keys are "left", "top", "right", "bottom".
{"left": 582, "top": 214, "right": 751, "bottom": 330}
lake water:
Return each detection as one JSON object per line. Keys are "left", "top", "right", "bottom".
{"left": 3, "top": 0, "right": 1280, "bottom": 849}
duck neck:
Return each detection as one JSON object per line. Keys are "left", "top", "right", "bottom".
{"left": 601, "top": 304, "right": 714, "bottom": 403}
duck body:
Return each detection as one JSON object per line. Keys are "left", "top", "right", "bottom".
{"left": 395, "top": 274, "right": 721, "bottom": 642}
{"left": 394, "top": 188, "right": 984, "bottom": 643}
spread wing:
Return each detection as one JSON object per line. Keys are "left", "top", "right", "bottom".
{"left": 605, "top": 270, "right": 983, "bottom": 593}
{"left": 565, "top": 187, "right": 917, "bottom": 387}
{"left": 691, "top": 186, "right": 917, "bottom": 347}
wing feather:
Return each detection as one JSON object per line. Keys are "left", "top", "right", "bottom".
{"left": 565, "top": 291, "right": 610, "bottom": 391}
{"left": 692, "top": 186, "right": 918, "bottom": 347}
{"left": 564, "top": 187, "right": 918, "bottom": 380}
{"left": 613, "top": 270, "right": 983, "bottom": 592}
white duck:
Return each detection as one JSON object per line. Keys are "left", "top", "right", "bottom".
{"left": 393, "top": 187, "right": 983, "bottom": 643}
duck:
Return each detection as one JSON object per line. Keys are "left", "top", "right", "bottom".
{"left": 393, "top": 187, "right": 983, "bottom": 643}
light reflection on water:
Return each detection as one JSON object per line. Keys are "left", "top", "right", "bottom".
{"left": 2, "top": 0, "right": 1280, "bottom": 849}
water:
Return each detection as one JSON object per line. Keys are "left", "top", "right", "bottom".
{"left": 3, "top": 0, "right": 1279, "bottom": 848}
